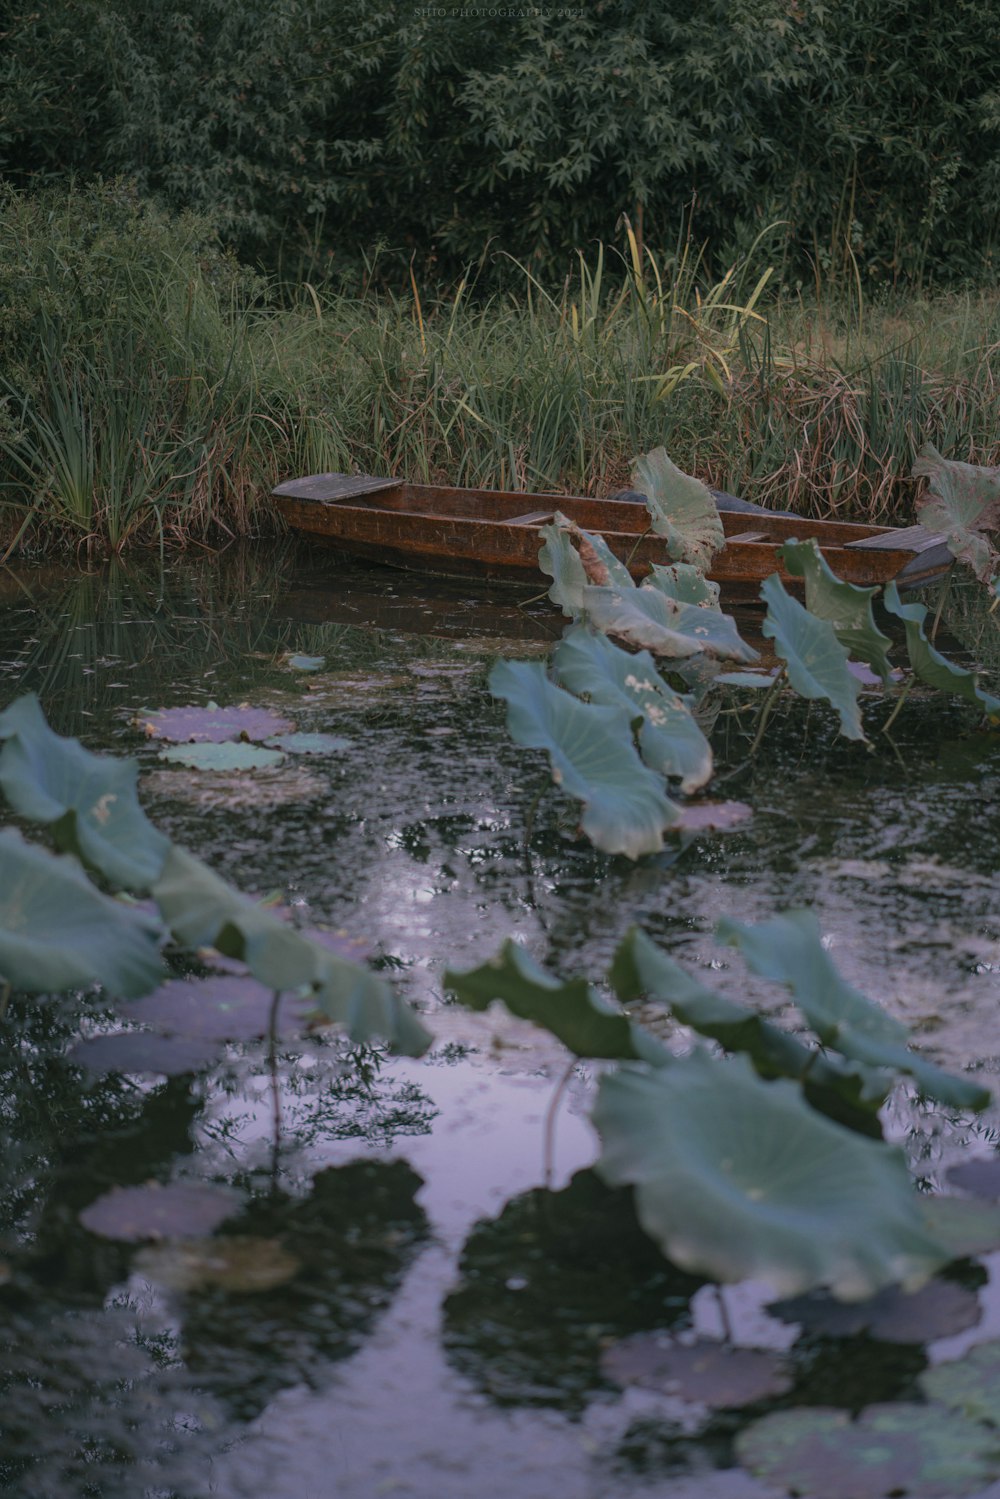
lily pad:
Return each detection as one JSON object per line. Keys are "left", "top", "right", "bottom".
{"left": 488, "top": 658, "right": 680, "bottom": 858}
{"left": 261, "top": 732, "right": 351, "bottom": 755}
{"left": 770, "top": 1278, "right": 982, "bottom": 1343}
{"left": 883, "top": 582, "right": 1000, "bottom": 717}
{"left": 135, "top": 1235, "right": 300, "bottom": 1293}
{"left": 552, "top": 626, "right": 713, "bottom": 792}
{"left": 717, "top": 909, "right": 991, "bottom": 1111}
{"left": 141, "top": 704, "right": 295, "bottom": 743}
{"left": 286, "top": 654, "right": 326, "bottom": 672}
{"left": 0, "top": 692, "right": 169, "bottom": 889}
{"left": 152, "top": 846, "right": 431, "bottom": 1056}
{"left": 632, "top": 448, "right": 725, "bottom": 573}
{"left": 946, "top": 1157, "right": 1000, "bottom": 1199}
{"left": 593, "top": 1049, "right": 946, "bottom": 1299}
{"left": 913, "top": 443, "right": 1000, "bottom": 582}
{"left": 761, "top": 573, "right": 866, "bottom": 740}
{"left": 602, "top": 1334, "right": 793, "bottom": 1407}
{"left": 121, "top": 974, "right": 314, "bottom": 1042}
{"left": 444, "top": 939, "right": 669, "bottom": 1064}
{"left": 779, "top": 538, "right": 894, "bottom": 685}
{"left": 0, "top": 829, "right": 164, "bottom": 997}
{"left": 920, "top": 1338, "right": 1000, "bottom": 1423}
{"left": 79, "top": 1182, "right": 243, "bottom": 1242}
{"left": 69, "top": 1031, "right": 220, "bottom": 1077}
{"left": 736, "top": 1403, "right": 999, "bottom": 1499}
{"left": 158, "top": 743, "right": 285, "bottom": 772}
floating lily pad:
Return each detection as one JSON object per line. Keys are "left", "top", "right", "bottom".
{"left": 552, "top": 626, "right": 713, "bottom": 792}
{"left": 593, "top": 1050, "right": 945, "bottom": 1300}
{"left": 670, "top": 800, "right": 752, "bottom": 834}
{"left": 141, "top": 704, "right": 294, "bottom": 743}
{"left": 489, "top": 658, "right": 680, "bottom": 859}
{"left": 920, "top": 1338, "right": 1000, "bottom": 1422}
{"left": 261, "top": 732, "right": 351, "bottom": 756}
{"left": 79, "top": 1182, "right": 243, "bottom": 1242}
{"left": 0, "top": 692, "right": 169, "bottom": 889}
{"left": 286, "top": 654, "right": 326, "bottom": 672}
{"left": 69, "top": 1031, "right": 220, "bottom": 1077}
{"left": 0, "top": 829, "right": 164, "bottom": 997}
{"left": 761, "top": 573, "right": 866, "bottom": 740}
{"left": 445, "top": 939, "right": 669, "bottom": 1064}
{"left": 736, "top": 1403, "right": 999, "bottom": 1498}
{"left": 771, "top": 1278, "right": 981, "bottom": 1343}
{"left": 158, "top": 742, "right": 285, "bottom": 772}
{"left": 121, "top": 974, "right": 313, "bottom": 1042}
{"left": 602, "top": 1334, "right": 792, "bottom": 1407}
{"left": 134, "top": 1235, "right": 300, "bottom": 1293}
{"left": 633, "top": 448, "right": 725, "bottom": 574}
{"left": 946, "top": 1157, "right": 1000, "bottom": 1199}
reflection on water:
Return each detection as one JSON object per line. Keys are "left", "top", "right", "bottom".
{"left": 1, "top": 543, "right": 999, "bottom": 1497}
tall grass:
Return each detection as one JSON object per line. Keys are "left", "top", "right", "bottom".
{"left": 3, "top": 184, "right": 1000, "bottom": 554}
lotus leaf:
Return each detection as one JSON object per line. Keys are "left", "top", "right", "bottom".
{"left": 287, "top": 654, "right": 326, "bottom": 671}
{"left": 0, "top": 693, "right": 169, "bottom": 888}
{"left": 771, "top": 1278, "right": 981, "bottom": 1343}
{"left": 158, "top": 743, "right": 285, "bottom": 771}
{"left": 883, "top": 582, "right": 1000, "bottom": 717}
{"left": 602, "top": 1334, "right": 792, "bottom": 1407}
{"left": 583, "top": 584, "right": 758, "bottom": 662}
{"left": 551, "top": 626, "right": 713, "bottom": 792}
{"left": 538, "top": 516, "right": 590, "bottom": 616}
{"left": 444, "top": 939, "right": 669, "bottom": 1064}
{"left": 779, "top": 538, "right": 894, "bottom": 684}
{"left": 912, "top": 442, "right": 1000, "bottom": 581}
{"left": 916, "top": 1196, "right": 1000, "bottom": 1259}
{"left": 262, "top": 732, "right": 351, "bottom": 755}
{"left": 642, "top": 562, "right": 721, "bottom": 608}
{"left": 761, "top": 574, "right": 866, "bottom": 740}
{"left": 609, "top": 927, "right": 891, "bottom": 1125}
{"left": 593, "top": 1050, "right": 946, "bottom": 1299}
{"left": 79, "top": 1182, "right": 243, "bottom": 1242}
{"left": 920, "top": 1338, "right": 1000, "bottom": 1423}
{"left": 0, "top": 829, "right": 164, "bottom": 997}
{"left": 718, "top": 909, "right": 992, "bottom": 1110}
{"left": 69, "top": 1032, "right": 221, "bottom": 1077}
{"left": 141, "top": 704, "right": 295, "bottom": 743}
{"left": 135, "top": 1235, "right": 300, "bottom": 1293}
{"left": 946, "top": 1157, "right": 1000, "bottom": 1198}
{"left": 632, "top": 448, "right": 724, "bottom": 573}
{"left": 488, "top": 659, "right": 679, "bottom": 858}
{"left": 152, "top": 846, "right": 431, "bottom": 1056}
{"left": 122, "top": 973, "right": 314, "bottom": 1041}
{"left": 736, "top": 1403, "right": 999, "bottom": 1499}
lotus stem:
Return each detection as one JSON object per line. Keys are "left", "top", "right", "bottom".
{"left": 929, "top": 562, "right": 955, "bottom": 642}
{"left": 267, "top": 988, "right": 283, "bottom": 1189}
{"left": 747, "top": 669, "right": 786, "bottom": 756}
{"left": 543, "top": 1059, "right": 577, "bottom": 1190}
{"left": 880, "top": 674, "right": 914, "bottom": 736}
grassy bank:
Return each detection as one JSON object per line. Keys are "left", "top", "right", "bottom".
{"left": 3, "top": 185, "right": 1000, "bottom": 554}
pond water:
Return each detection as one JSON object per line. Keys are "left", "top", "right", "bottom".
{"left": 1, "top": 543, "right": 999, "bottom": 1498}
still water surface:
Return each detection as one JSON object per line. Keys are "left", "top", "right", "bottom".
{"left": 1, "top": 543, "right": 998, "bottom": 1497}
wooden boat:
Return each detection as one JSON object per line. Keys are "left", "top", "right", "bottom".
{"left": 272, "top": 473, "right": 953, "bottom": 593}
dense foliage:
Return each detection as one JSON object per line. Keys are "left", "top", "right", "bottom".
{"left": 2, "top": 0, "right": 1000, "bottom": 286}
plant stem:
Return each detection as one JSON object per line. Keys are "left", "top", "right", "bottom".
{"left": 929, "top": 563, "right": 955, "bottom": 642}
{"left": 267, "top": 988, "right": 283, "bottom": 1191}
{"left": 747, "top": 669, "right": 786, "bottom": 755}
{"left": 881, "top": 673, "right": 914, "bottom": 736}
{"left": 543, "top": 1059, "right": 577, "bottom": 1189}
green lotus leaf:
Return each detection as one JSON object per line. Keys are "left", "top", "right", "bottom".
{"left": 0, "top": 693, "right": 169, "bottom": 889}
{"left": 717, "top": 909, "right": 991, "bottom": 1111}
{"left": 158, "top": 742, "right": 285, "bottom": 771}
{"left": 632, "top": 448, "right": 724, "bottom": 573}
{"left": 642, "top": 561, "right": 721, "bottom": 608}
{"left": 0, "top": 829, "right": 164, "bottom": 996}
{"left": 152, "top": 846, "right": 431, "bottom": 1056}
{"left": 593, "top": 1050, "right": 947, "bottom": 1299}
{"left": 444, "top": 939, "right": 669, "bottom": 1064}
{"left": 883, "top": 582, "right": 1000, "bottom": 718}
{"left": 262, "top": 732, "right": 351, "bottom": 755}
{"left": 779, "top": 537, "right": 894, "bottom": 685}
{"left": 912, "top": 442, "right": 1000, "bottom": 582}
{"left": 916, "top": 1196, "right": 1000, "bottom": 1259}
{"left": 736, "top": 1403, "right": 999, "bottom": 1499}
{"left": 141, "top": 703, "right": 295, "bottom": 743}
{"left": 920, "top": 1338, "right": 1000, "bottom": 1423}
{"left": 538, "top": 513, "right": 632, "bottom": 617}
{"left": 287, "top": 653, "right": 326, "bottom": 671}
{"left": 583, "top": 584, "right": 758, "bottom": 662}
{"left": 552, "top": 626, "right": 713, "bottom": 792}
{"left": 488, "top": 659, "right": 679, "bottom": 858}
{"left": 761, "top": 573, "right": 866, "bottom": 739}
{"left": 609, "top": 927, "right": 890, "bottom": 1128}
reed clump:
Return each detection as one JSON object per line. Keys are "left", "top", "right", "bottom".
{"left": 3, "top": 184, "right": 1000, "bottom": 554}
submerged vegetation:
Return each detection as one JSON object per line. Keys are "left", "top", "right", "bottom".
{"left": 4, "top": 185, "right": 1000, "bottom": 552}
